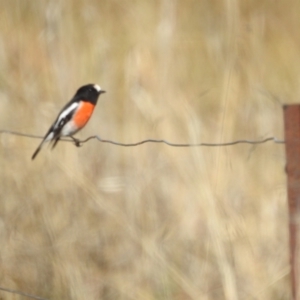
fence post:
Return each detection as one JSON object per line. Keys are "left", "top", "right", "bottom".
{"left": 284, "top": 104, "right": 300, "bottom": 300}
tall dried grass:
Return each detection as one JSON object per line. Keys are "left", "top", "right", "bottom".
{"left": 0, "top": 0, "right": 293, "bottom": 299}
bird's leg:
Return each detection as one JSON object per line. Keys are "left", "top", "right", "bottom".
{"left": 70, "top": 136, "right": 82, "bottom": 147}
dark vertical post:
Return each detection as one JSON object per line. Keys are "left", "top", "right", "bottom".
{"left": 284, "top": 104, "right": 300, "bottom": 300}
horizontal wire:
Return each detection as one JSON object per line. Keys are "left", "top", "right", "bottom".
{"left": 0, "top": 130, "right": 285, "bottom": 147}
{"left": 79, "top": 135, "right": 285, "bottom": 147}
{"left": 0, "top": 286, "right": 47, "bottom": 300}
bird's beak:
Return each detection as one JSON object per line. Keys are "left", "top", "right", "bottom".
{"left": 100, "top": 90, "right": 106, "bottom": 94}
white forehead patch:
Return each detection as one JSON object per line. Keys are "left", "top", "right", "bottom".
{"left": 94, "top": 84, "right": 101, "bottom": 92}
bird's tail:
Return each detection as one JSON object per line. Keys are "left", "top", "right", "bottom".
{"left": 51, "top": 137, "right": 60, "bottom": 150}
{"left": 31, "top": 131, "right": 55, "bottom": 160}
{"left": 31, "top": 141, "right": 44, "bottom": 160}
{"left": 31, "top": 140, "right": 46, "bottom": 160}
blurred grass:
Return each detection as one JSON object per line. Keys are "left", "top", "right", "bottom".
{"left": 0, "top": 0, "right": 293, "bottom": 299}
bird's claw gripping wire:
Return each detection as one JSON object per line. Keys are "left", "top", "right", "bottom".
{"left": 70, "top": 137, "right": 82, "bottom": 147}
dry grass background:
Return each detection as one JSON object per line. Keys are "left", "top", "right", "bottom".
{"left": 0, "top": 0, "right": 294, "bottom": 299}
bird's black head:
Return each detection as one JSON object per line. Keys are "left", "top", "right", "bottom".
{"left": 75, "top": 84, "right": 106, "bottom": 104}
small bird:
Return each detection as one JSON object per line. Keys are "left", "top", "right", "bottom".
{"left": 32, "top": 83, "right": 106, "bottom": 160}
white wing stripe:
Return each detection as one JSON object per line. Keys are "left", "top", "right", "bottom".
{"left": 56, "top": 102, "right": 78, "bottom": 126}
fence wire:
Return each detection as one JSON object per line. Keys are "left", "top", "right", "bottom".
{"left": 0, "top": 130, "right": 285, "bottom": 147}
{"left": 0, "top": 285, "right": 48, "bottom": 300}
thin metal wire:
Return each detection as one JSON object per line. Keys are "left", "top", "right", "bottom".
{"left": 0, "top": 286, "right": 48, "bottom": 300}
{"left": 0, "top": 130, "right": 285, "bottom": 147}
{"left": 0, "top": 130, "right": 44, "bottom": 140}
{"left": 78, "top": 135, "right": 285, "bottom": 147}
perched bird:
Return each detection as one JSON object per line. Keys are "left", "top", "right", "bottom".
{"left": 32, "top": 83, "right": 106, "bottom": 160}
